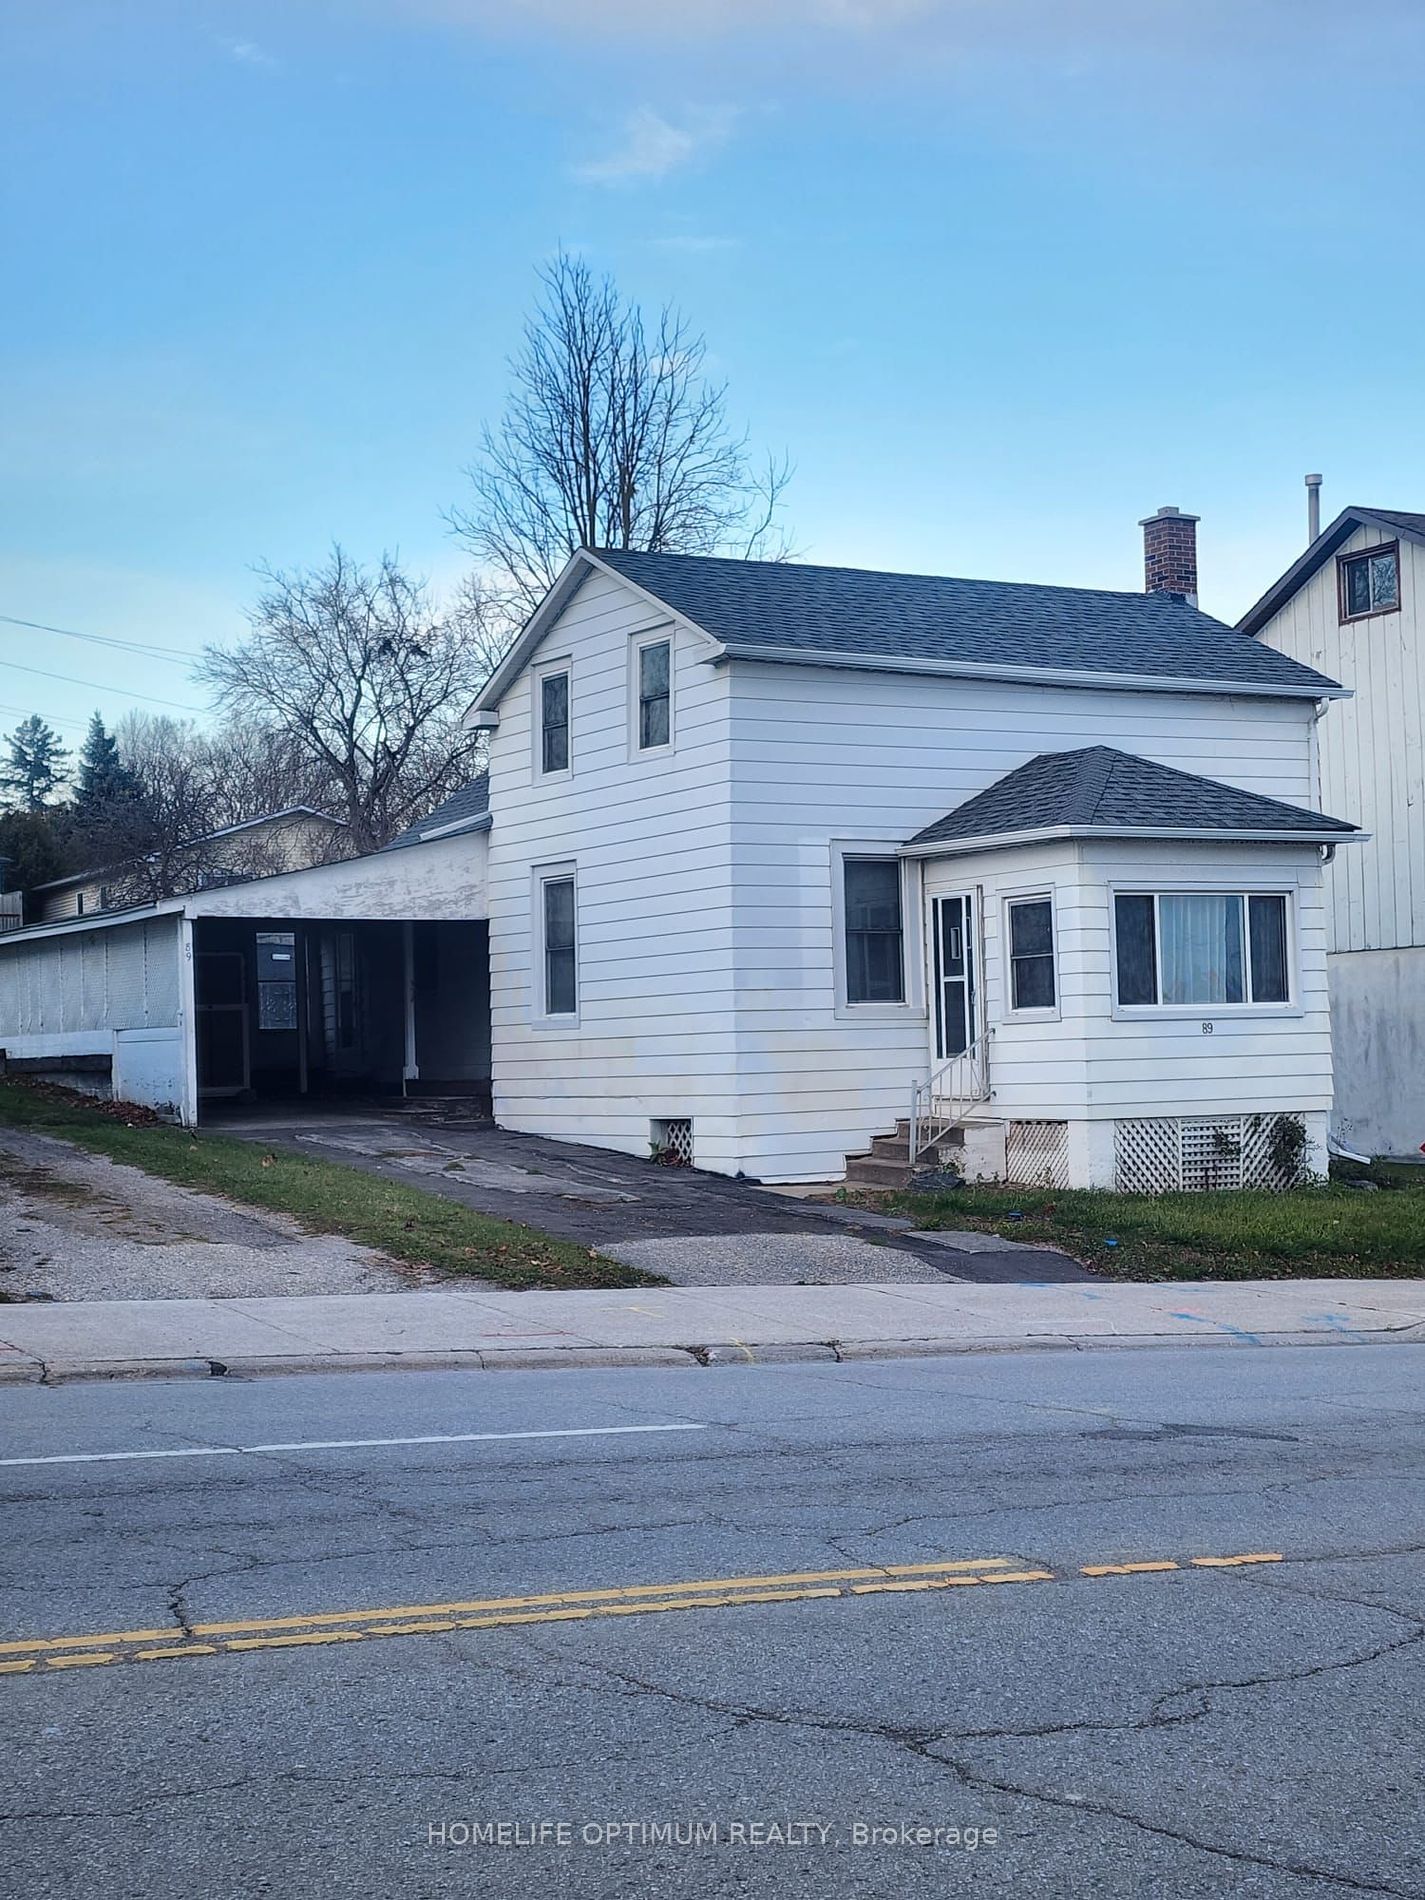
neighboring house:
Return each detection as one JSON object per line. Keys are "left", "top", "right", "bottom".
{"left": 1240, "top": 505, "right": 1425, "bottom": 1157}
{"left": 0, "top": 515, "right": 1361, "bottom": 1189}
{"left": 28, "top": 807, "right": 349, "bottom": 924}
{"left": 468, "top": 515, "right": 1356, "bottom": 1189}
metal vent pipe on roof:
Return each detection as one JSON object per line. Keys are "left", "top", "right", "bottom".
{"left": 1306, "top": 473, "right": 1322, "bottom": 544}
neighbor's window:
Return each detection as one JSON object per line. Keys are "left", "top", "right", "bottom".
{"left": 1007, "top": 897, "right": 1056, "bottom": 1010}
{"left": 542, "top": 876, "right": 577, "bottom": 1016}
{"left": 844, "top": 858, "right": 904, "bottom": 1004}
{"left": 1340, "top": 545, "right": 1399, "bottom": 621}
{"left": 637, "top": 639, "right": 671, "bottom": 750}
{"left": 1114, "top": 893, "right": 1289, "bottom": 1008}
{"left": 539, "top": 670, "right": 570, "bottom": 774}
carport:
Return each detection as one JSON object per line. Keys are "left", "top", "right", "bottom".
{"left": 0, "top": 821, "right": 491, "bottom": 1126}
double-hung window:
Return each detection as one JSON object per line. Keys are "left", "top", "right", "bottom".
{"left": 541, "top": 875, "right": 577, "bottom": 1017}
{"left": 1339, "top": 545, "right": 1399, "bottom": 622}
{"left": 1114, "top": 892, "right": 1290, "bottom": 1008}
{"left": 843, "top": 858, "right": 905, "bottom": 1004}
{"left": 539, "top": 669, "right": 570, "bottom": 775}
{"left": 1007, "top": 897, "right": 1056, "bottom": 1011}
{"left": 637, "top": 639, "right": 671, "bottom": 750}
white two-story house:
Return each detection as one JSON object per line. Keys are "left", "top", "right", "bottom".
{"left": 1241, "top": 504, "right": 1425, "bottom": 1158}
{"left": 471, "top": 513, "right": 1358, "bottom": 1191}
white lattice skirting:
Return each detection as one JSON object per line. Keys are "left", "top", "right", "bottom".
{"left": 1005, "top": 1120, "right": 1070, "bottom": 1189}
{"left": 1114, "top": 1115, "right": 1309, "bottom": 1194}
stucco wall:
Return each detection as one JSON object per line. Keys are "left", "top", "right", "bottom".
{"left": 1327, "top": 946, "right": 1425, "bottom": 1157}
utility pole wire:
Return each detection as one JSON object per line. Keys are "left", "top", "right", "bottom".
{"left": 0, "top": 657, "right": 204, "bottom": 713}
{"left": 0, "top": 612, "right": 193, "bottom": 662}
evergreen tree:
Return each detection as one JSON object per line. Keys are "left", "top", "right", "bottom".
{"left": 0, "top": 715, "right": 69, "bottom": 811}
{"left": 74, "top": 712, "right": 142, "bottom": 814}
{"left": 0, "top": 809, "right": 67, "bottom": 893}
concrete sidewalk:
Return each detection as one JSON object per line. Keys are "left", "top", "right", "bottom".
{"left": 1, "top": 1278, "right": 1423, "bottom": 1382}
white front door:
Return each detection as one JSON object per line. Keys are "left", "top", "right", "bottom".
{"left": 930, "top": 893, "right": 977, "bottom": 1061}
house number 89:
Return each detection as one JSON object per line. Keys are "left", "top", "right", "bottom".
{"left": 1201, "top": 1021, "right": 1214, "bottom": 1034}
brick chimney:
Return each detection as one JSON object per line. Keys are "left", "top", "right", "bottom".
{"left": 1139, "top": 505, "right": 1199, "bottom": 606}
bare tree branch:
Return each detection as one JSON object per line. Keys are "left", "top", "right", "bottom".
{"left": 447, "top": 252, "right": 795, "bottom": 622}
{"left": 195, "top": 548, "right": 492, "bottom": 852}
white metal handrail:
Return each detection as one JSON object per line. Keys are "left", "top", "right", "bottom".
{"left": 910, "top": 1033, "right": 992, "bottom": 1162}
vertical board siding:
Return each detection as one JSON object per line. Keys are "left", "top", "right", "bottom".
{"left": 485, "top": 567, "right": 741, "bottom": 1168}
{"left": 1255, "top": 521, "right": 1424, "bottom": 954}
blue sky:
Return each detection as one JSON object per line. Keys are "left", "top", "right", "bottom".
{"left": 3, "top": 0, "right": 1424, "bottom": 743}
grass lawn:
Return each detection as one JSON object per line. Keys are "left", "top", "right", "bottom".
{"left": 840, "top": 1161, "right": 1425, "bottom": 1281}
{"left": 0, "top": 1081, "right": 661, "bottom": 1293}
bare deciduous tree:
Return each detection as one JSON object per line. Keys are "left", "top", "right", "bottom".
{"left": 196, "top": 548, "right": 490, "bottom": 852}
{"left": 448, "top": 251, "right": 793, "bottom": 620}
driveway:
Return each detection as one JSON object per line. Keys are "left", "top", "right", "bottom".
{"left": 211, "top": 1102, "right": 1090, "bottom": 1287}
{"left": 0, "top": 1128, "right": 423, "bottom": 1303}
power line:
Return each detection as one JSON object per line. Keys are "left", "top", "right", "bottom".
{"left": 0, "top": 658, "right": 204, "bottom": 714}
{"left": 0, "top": 703, "right": 91, "bottom": 734}
{"left": 0, "top": 612, "right": 194, "bottom": 663}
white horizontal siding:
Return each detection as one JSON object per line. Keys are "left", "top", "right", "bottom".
{"left": 726, "top": 663, "right": 1318, "bottom": 1179}
{"left": 1255, "top": 521, "right": 1423, "bottom": 953}
{"left": 486, "top": 566, "right": 739, "bottom": 1167}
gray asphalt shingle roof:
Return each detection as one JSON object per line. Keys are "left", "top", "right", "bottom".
{"left": 382, "top": 774, "right": 490, "bottom": 851}
{"left": 908, "top": 747, "right": 1358, "bottom": 849}
{"left": 592, "top": 548, "right": 1341, "bottom": 696}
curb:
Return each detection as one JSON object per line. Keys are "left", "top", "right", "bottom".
{"left": 2, "top": 1325, "right": 1421, "bottom": 1384}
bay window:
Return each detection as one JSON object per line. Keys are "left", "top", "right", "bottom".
{"left": 1114, "top": 892, "right": 1290, "bottom": 1008}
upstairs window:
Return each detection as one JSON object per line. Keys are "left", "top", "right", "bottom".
{"left": 1339, "top": 545, "right": 1399, "bottom": 622}
{"left": 635, "top": 637, "right": 672, "bottom": 751}
{"left": 539, "top": 670, "right": 570, "bottom": 775}
{"left": 1115, "top": 892, "right": 1290, "bottom": 1008}
{"left": 1007, "top": 897, "right": 1056, "bottom": 1011}
{"left": 844, "top": 858, "right": 904, "bottom": 1004}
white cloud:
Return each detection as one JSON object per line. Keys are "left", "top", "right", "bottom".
{"left": 221, "top": 38, "right": 277, "bottom": 67}
{"left": 574, "top": 106, "right": 737, "bottom": 185}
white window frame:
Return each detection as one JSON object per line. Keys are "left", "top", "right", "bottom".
{"left": 1002, "top": 890, "right": 1060, "bottom": 1021}
{"left": 532, "top": 658, "right": 573, "bottom": 782}
{"left": 831, "top": 842, "right": 923, "bottom": 1021}
{"left": 532, "top": 861, "right": 579, "bottom": 1026}
{"left": 628, "top": 625, "right": 675, "bottom": 759}
{"left": 1109, "top": 884, "right": 1300, "bottom": 1020}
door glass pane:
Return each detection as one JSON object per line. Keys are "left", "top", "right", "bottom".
{"left": 1159, "top": 893, "right": 1244, "bottom": 1004}
{"left": 844, "top": 859, "right": 903, "bottom": 1003}
{"left": 1115, "top": 895, "right": 1158, "bottom": 1005}
{"left": 1248, "top": 894, "right": 1289, "bottom": 1002}
{"left": 935, "top": 896, "right": 973, "bottom": 1058}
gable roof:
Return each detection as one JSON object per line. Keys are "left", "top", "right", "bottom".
{"left": 381, "top": 774, "right": 490, "bottom": 852}
{"left": 904, "top": 746, "right": 1359, "bottom": 856}
{"left": 585, "top": 548, "right": 1342, "bottom": 699}
{"left": 30, "top": 806, "right": 346, "bottom": 893}
{"left": 1238, "top": 507, "right": 1425, "bottom": 638}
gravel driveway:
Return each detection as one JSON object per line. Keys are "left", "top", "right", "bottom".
{"left": 0, "top": 1130, "right": 421, "bottom": 1303}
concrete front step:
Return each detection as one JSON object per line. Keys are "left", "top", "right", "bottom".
{"left": 845, "top": 1126, "right": 965, "bottom": 1190}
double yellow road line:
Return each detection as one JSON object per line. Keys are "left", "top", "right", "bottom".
{"left": 0, "top": 1552, "right": 1282, "bottom": 1679}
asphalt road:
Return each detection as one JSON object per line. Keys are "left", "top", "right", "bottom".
{"left": 1, "top": 1346, "right": 1422, "bottom": 1899}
